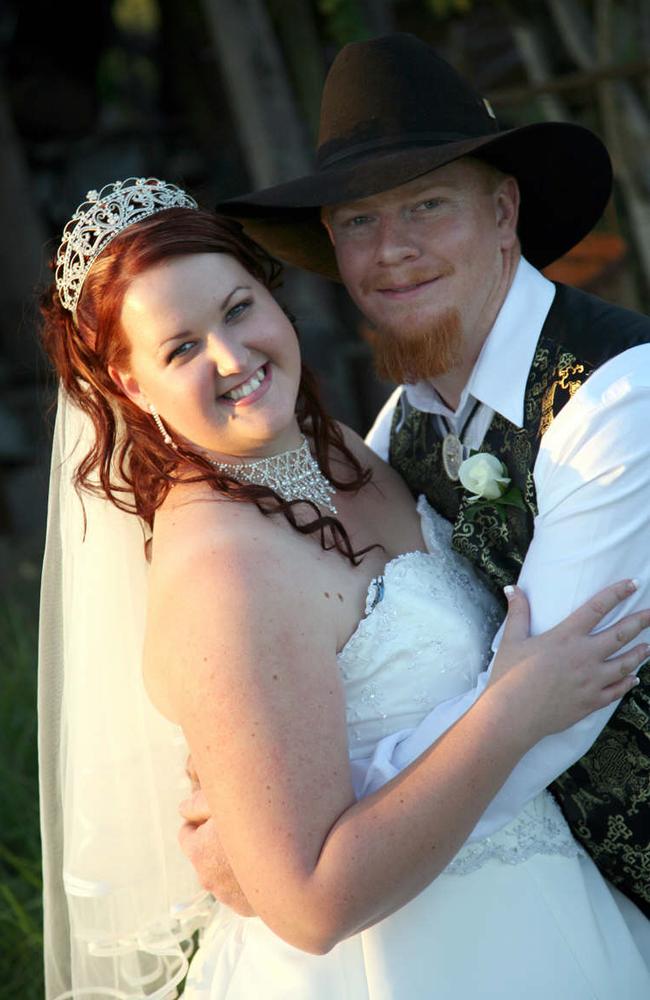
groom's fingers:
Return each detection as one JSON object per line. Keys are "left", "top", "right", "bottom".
{"left": 185, "top": 753, "right": 201, "bottom": 792}
{"left": 178, "top": 817, "right": 256, "bottom": 915}
{"left": 179, "top": 788, "right": 211, "bottom": 824}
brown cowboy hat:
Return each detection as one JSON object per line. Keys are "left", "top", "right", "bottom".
{"left": 218, "top": 32, "right": 612, "bottom": 279}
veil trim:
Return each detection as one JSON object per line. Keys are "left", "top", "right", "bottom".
{"left": 39, "top": 388, "right": 215, "bottom": 999}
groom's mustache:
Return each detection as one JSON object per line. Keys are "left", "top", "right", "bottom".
{"left": 361, "top": 266, "right": 454, "bottom": 295}
{"left": 363, "top": 307, "right": 463, "bottom": 384}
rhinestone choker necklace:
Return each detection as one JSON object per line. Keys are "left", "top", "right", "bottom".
{"left": 210, "top": 435, "right": 337, "bottom": 513}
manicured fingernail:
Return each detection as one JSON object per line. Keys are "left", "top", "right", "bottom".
{"left": 504, "top": 585, "right": 515, "bottom": 600}
{"left": 629, "top": 579, "right": 640, "bottom": 593}
{"left": 631, "top": 676, "right": 640, "bottom": 686}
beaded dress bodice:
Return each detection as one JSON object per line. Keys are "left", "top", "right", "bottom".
{"left": 338, "top": 497, "right": 582, "bottom": 874}
{"left": 338, "top": 497, "right": 502, "bottom": 758}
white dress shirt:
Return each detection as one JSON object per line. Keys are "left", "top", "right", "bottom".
{"left": 359, "top": 257, "right": 650, "bottom": 840}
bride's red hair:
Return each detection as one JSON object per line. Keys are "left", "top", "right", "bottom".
{"left": 40, "top": 208, "right": 373, "bottom": 563}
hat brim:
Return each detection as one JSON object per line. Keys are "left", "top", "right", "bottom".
{"left": 218, "top": 122, "right": 612, "bottom": 276}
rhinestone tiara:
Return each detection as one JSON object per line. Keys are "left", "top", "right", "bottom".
{"left": 55, "top": 177, "right": 198, "bottom": 314}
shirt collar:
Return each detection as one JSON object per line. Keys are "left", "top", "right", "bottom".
{"left": 403, "top": 258, "right": 556, "bottom": 427}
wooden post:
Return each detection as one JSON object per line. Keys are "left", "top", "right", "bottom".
{"left": 200, "top": 0, "right": 364, "bottom": 426}
{"left": 200, "top": 0, "right": 310, "bottom": 186}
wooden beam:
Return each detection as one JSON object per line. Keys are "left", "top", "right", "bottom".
{"left": 487, "top": 59, "right": 650, "bottom": 107}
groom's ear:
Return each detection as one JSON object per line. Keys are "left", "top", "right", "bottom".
{"left": 320, "top": 207, "right": 335, "bottom": 246}
{"left": 108, "top": 365, "right": 149, "bottom": 414}
{"left": 494, "top": 176, "right": 520, "bottom": 250}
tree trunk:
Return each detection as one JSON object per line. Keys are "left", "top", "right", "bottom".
{"left": 200, "top": 0, "right": 310, "bottom": 186}
{"left": 509, "top": 17, "right": 571, "bottom": 122}
{"left": 268, "top": 0, "right": 325, "bottom": 142}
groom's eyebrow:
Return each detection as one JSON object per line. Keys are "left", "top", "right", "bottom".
{"left": 328, "top": 201, "right": 368, "bottom": 221}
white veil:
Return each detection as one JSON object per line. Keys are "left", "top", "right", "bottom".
{"left": 38, "top": 388, "right": 215, "bottom": 999}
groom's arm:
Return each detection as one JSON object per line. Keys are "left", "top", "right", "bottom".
{"left": 359, "top": 347, "right": 650, "bottom": 839}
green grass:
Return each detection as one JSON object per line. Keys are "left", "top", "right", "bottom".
{"left": 0, "top": 562, "right": 200, "bottom": 998}
{"left": 0, "top": 583, "right": 43, "bottom": 999}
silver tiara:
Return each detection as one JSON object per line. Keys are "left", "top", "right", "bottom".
{"left": 55, "top": 177, "right": 198, "bottom": 314}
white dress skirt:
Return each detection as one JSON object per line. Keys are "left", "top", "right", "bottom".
{"left": 183, "top": 499, "right": 650, "bottom": 999}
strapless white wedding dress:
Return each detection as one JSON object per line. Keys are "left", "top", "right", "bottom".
{"left": 183, "top": 499, "right": 650, "bottom": 999}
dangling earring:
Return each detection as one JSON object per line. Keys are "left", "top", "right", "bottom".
{"left": 147, "top": 401, "right": 178, "bottom": 450}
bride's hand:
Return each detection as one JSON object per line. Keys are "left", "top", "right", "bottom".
{"left": 489, "top": 580, "right": 649, "bottom": 741}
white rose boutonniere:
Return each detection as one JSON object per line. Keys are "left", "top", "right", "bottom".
{"left": 459, "top": 453, "right": 510, "bottom": 501}
{"left": 458, "top": 452, "right": 526, "bottom": 521}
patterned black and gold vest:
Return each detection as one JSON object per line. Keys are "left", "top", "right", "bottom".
{"left": 390, "top": 282, "right": 650, "bottom": 914}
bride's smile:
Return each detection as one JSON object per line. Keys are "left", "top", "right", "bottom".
{"left": 219, "top": 363, "right": 272, "bottom": 405}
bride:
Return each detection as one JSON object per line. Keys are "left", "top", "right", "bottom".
{"left": 39, "top": 177, "right": 650, "bottom": 999}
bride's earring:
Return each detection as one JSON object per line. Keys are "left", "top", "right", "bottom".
{"left": 147, "top": 401, "right": 178, "bottom": 450}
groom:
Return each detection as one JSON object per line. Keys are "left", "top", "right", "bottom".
{"left": 181, "top": 33, "right": 650, "bottom": 915}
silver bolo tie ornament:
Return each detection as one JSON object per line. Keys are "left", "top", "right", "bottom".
{"left": 440, "top": 399, "right": 482, "bottom": 481}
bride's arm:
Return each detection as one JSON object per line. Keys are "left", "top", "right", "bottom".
{"left": 151, "top": 528, "right": 645, "bottom": 955}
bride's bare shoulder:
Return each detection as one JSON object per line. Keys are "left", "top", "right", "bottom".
{"left": 143, "top": 479, "right": 337, "bottom": 716}
{"left": 151, "top": 480, "right": 286, "bottom": 585}
{"left": 335, "top": 421, "right": 415, "bottom": 505}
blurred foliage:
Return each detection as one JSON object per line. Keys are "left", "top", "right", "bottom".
{"left": 97, "top": 46, "right": 159, "bottom": 110}
{"left": 0, "top": 589, "right": 42, "bottom": 1000}
{"left": 317, "top": 0, "right": 370, "bottom": 44}
{"left": 424, "top": 0, "right": 475, "bottom": 18}
{"left": 112, "top": 0, "right": 161, "bottom": 34}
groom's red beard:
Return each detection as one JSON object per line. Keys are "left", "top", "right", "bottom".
{"left": 363, "top": 307, "right": 463, "bottom": 384}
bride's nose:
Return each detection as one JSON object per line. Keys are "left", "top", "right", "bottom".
{"left": 206, "top": 331, "right": 250, "bottom": 377}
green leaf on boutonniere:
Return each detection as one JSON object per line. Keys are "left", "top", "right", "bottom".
{"left": 497, "top": 486, "right": 527, "bottom": 511}
{"left": 461, "top": 484, "right": 526, "bottom": 523}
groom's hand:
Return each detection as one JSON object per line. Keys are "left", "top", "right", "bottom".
{"left": 178, "top": 771, "right": 256, "bottom": 917}
{"left": 178, "top": 790, "right": 256, "bottom": 916}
